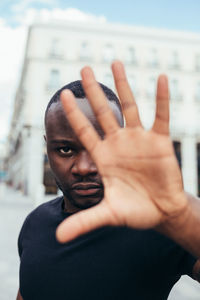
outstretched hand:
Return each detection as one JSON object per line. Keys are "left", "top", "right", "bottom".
{"left": 56, "top": 61, "right": 188, "bottom": 243}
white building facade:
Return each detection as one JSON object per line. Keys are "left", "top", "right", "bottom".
{"left": 7, "top": 21, "right": 200, "bottom": 202}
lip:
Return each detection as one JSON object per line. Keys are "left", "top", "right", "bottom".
{"left": 71, "top": 183, "right": 103, "bottom": 196}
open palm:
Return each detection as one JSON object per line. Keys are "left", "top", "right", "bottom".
{"left": 57, "top": 61, "right": 187, "bottom": 243}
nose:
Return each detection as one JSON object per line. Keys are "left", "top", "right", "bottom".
{"left": 72, "top": 150, "right": 98, "bottom": 177}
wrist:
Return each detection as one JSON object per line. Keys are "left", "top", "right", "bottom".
{"left": 156, "top": 193, "right": 200, "bottom": 258}
{"left": 156, "top": 195, "right": 191, "bottom": 241}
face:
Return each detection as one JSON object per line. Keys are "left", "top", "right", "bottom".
{"left": 45, "top": 97, "right": 123, "bottom": 213}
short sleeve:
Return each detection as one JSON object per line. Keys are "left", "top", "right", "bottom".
{"left": 181, "top": 251, "right": 198, "bottom": 278}
{"left": 18, "top": 215, "right": 30, "bottom": 258}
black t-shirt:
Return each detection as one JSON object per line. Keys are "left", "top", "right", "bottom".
{"left": 18, "top": 197, "right": 196, "bottom": 300}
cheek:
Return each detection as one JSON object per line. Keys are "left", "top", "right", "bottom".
{"left": 48, "top": 153, "right": 72, "bottom": 179}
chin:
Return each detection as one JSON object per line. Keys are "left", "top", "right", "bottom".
{"left": 62, "top": 187, "right": 103, "bottom": 208}
{"left": 70, "top": 196, "right": 102, "bottom": 210}
{"left": 80, "top": 199, "right": 101, "bottom": 209}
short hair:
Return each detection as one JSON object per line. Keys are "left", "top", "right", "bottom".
{"left": 45, "top": 80, "right": 123, "bottom": 124}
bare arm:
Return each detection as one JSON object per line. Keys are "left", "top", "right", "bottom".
{"left": 16, "top": 289, "right": 23, "bottom": 300}
{"left": 157, "top": 193, "right": 200, "bottom": 282}
{"left": 56, "top": 61, "right": 200, "bottom": 280}
{"left": 157, "top": 193, "right": 200, "bottom": 258}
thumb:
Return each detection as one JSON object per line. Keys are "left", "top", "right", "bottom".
{"left": 56, "top": 202, "right": 116, "bottom": 243}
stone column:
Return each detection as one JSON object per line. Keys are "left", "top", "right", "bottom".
{"left": 181, "top": 135, "right": 198, "bottom": 195}
{"left": 27, "top": 125, "right": 45, "bottom": 205}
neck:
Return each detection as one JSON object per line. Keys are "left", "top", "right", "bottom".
{"left": 63, "top": 196, "right": 81, "bottom": 213}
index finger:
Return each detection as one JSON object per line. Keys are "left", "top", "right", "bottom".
{"left": 61, "top": 89, "right": 101, "bottom": 155}
{"left": 81, "top": 66, "right": 120, "bottom": 135}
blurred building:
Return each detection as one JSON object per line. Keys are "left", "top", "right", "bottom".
{"left": 0, "top": 141, "right": 7, "bottom": 183}
{"left": 7, "top": 21, "right": 200, "bottom": 202}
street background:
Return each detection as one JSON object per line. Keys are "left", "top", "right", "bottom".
{"left": 0, "top": 184, "right": 199, "bottom": 300}
{"left": 1, "top": 1, "right": 200, "bottom": 299}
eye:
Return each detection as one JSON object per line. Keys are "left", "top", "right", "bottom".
{"left": 58, "top": 147, "right": 73, "bottom": 156}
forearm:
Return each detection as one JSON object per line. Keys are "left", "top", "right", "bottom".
{"left": 157, "top": 192, "right": 200, "bottom": 259}
{"left": 156, "top": 192, "right": 200, "bottom": 282}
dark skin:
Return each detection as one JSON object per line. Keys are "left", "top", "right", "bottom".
{"left": 17, "top": 99, "right": 123, "bottom": 300}
{"left": 16, "top": 62, "right": 200, "bottom": 299}
{"left": 45, "top": 99, "right": 123, "bottom": 213}
{"left": 56, "top": 61, "right": 200, "bottom": 280}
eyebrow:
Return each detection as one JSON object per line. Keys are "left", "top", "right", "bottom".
{"left": 49, "top": 139, "right": 75, "bottom": 144}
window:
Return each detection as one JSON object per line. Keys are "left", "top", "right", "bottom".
{"left": 170, "top": 79, "right": 181, "bottom": 100}
{"left": 195, "top": 82, "right": 200, "bottom": 100}
{"left": 43, "top": 154, "right": 58, "bottom": 195}
{"left": 80, "top": 42, "right": 91, "bottom": 61}
{"left": 49, "top": 39, "right": 62, "bottom": 58}
{"left": 169, "top": 51, "right": 180, "bottom": 69}
{"left": 195, "top": 54, "right": 200, "bottom": 72}
{"left": 48, "top": 69, "right": 60, "bottom": 90}
{"left": 126, "top": 47, "right": 137, "bottom": 65}
{"left": 146, "top": 77, "right": 156, "bottom": 98}
{"left": 103, "top": 44, "right": 115, "bottom": 62}
{"left": 148, "top": 49, "right": 159, "bottom": 68}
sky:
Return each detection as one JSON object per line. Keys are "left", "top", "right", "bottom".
{"left": 0, "top": 0, "right": 200, "bottom": 142}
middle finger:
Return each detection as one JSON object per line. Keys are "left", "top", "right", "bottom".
{"left": 81, "top": 66, "right": 120, "bottom": 135}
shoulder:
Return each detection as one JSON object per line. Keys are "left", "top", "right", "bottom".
{"left": 28, "top": 196, "right": 63, "bottom": 219}
{"left": 18, "top": 197, "right": 63, "bottom": 249}
{"left": 18, "top": 196, "right": 64, "bottom": 257}
{"left": 19, "top": 196, "right": 63, "bottom": 235}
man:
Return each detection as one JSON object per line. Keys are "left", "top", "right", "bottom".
{"left": 17, "top": 61, "right": 200, "bottom": 300}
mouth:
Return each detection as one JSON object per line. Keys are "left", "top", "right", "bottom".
{"left": 71, "top": 183, "right": 103, "bottom": 197}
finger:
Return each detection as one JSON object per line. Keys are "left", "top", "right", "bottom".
{"left": 112, "top": 61, "right": 142, "bottom": 128}
{"left": 81, "top": 66, "right": 120, "bottom": 135}
{"left": 56, "top": 202, "right": 116, "bottom": 243}
{"left": 152, "top": 75, "right": 169, "bottom": 135}
{"left": 61, "top": 89, "right": 101, "bottom": 155}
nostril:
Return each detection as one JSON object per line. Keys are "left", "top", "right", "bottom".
{"left": 72, "top": 166, "right": 97, "bottom": 176}
{"left": 72, "top": 151, "right": 97, "bottom": 176}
